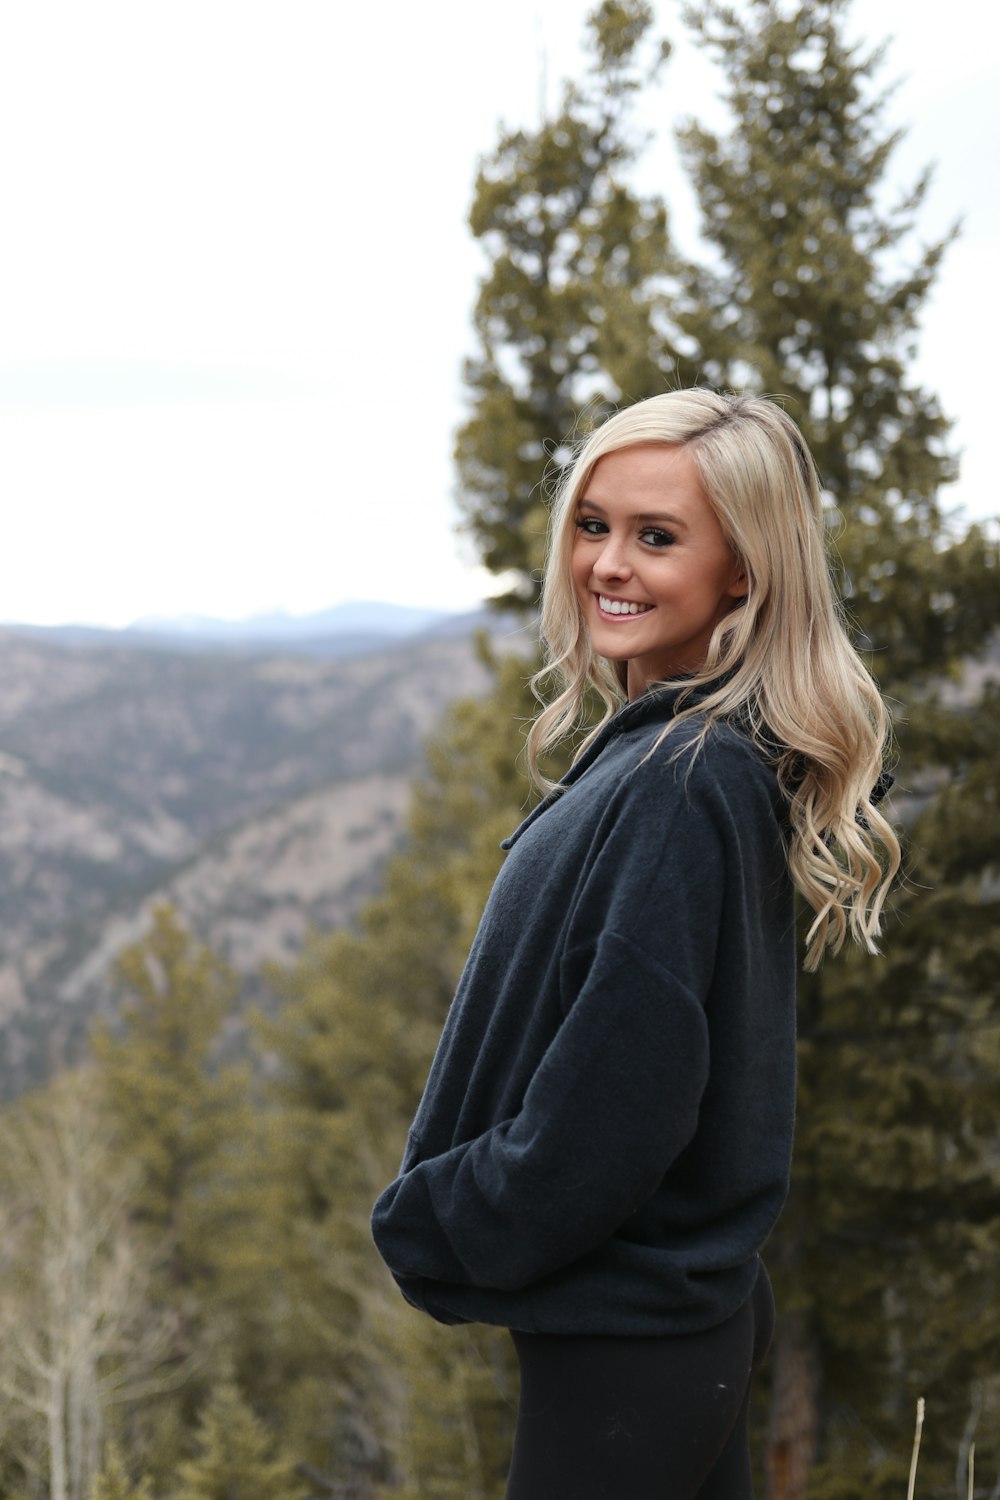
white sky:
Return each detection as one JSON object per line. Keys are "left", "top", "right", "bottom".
{"left": 0, "top": 0, "right": 996, "bottom": 628}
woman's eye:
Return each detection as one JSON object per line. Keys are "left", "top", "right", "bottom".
{"left": 574, "top": 517, "right": 607, "bottom": 536}
{"left": 641, "top": 527, "right": 676, "bottom": 548}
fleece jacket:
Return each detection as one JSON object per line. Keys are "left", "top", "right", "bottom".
{"left": 370, "top": 679, "right": 798, "bottom": 1336}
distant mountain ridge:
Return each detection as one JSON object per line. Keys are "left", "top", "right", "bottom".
{"left": 3, "top": 600, "right": 494, "bottom": 659}
{"left": 129, "top": 599, "right": 457, "bottom": 640}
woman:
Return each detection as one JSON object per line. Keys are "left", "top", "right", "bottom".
{"left": 371, "top": 390, "right": 900, "bottom": 1499}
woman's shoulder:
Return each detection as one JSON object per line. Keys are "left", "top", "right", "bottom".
{"left": 621, "top": 708, "right": 778, "bottom": 783}
{"left": 613, "top": 711, "right": 786, "bottom": 835}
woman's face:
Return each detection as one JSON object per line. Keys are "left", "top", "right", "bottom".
{"left": 571, "top": 442, "right": 747, "bottom": 698}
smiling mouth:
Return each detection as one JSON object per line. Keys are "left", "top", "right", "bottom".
{"left": 596, "top": 594, "right": 654, "bottom": 617}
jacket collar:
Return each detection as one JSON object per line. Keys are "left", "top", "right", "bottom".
{"left": 502, "top": 675, "right": 720, "bottom": 850}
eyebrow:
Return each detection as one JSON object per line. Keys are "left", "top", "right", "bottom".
{"left": 577, "top": 499, "right": 687, "bottom": 528}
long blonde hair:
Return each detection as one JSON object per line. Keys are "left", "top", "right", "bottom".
{"left": 526, "top": 389, "right": 901, "bottom": 971}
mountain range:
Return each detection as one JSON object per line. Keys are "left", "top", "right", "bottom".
{"left": 0, "top": 606, "right": 532, "bottom": 1097}
{"left": 5, "top": 599, "right": 488, "bottom": 659}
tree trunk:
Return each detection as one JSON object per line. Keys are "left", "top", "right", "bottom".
{"left": 48, "top": 1369, "right": 68, "bottom": 1500}
{"left": 765, "top": 1309, "right": 820, "bottom": 1500}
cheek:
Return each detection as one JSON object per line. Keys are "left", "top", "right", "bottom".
{"left": 570, "top": 542, "right": 589, "bottom": 594}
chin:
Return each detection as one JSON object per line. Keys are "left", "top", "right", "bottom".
{"left": 589, "top": 644, "right": 628, "bottom": 670}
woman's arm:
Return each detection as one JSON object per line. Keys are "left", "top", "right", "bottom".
{"left": 370, "top": 927, "right": 711, "bottom": 1292}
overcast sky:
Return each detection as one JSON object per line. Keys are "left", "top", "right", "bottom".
{"left": 0, "top": 0, "right": 995, "bottom": 628}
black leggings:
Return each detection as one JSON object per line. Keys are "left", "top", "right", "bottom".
{"left": 505, "top": 1265, "right": 774, "bottom": 1500}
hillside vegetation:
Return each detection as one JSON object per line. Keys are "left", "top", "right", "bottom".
{"left": 0, "top": 624, "right": 511, "bottom": 1094}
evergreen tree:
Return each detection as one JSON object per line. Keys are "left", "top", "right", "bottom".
{"left": 90, "top": 1442, "right": 153, "bottom": 1500}
{"left": 256, "top": 647, "right": 551, "bottom": 1496}
{"left": 172, "top": 1384, "right": 303, "bottom": 1500}
{"left": 456, "top": 0, "right": 678, "bottom": 605}
{"left": 241, "top": 5, "right": 996, "bottom": 1498}
{"left": 675, "top": 0, "right": 995, "bottom": 692}
{"left": 781, "top": 681, "right": 1000, "bottom": 1500}
{"left": 383, "top": 1313, "right": 516, "bottom": 1500}
{"left": 671, "top": 3, "right": 1000, "bottom": 1494}
{"left": 91, "top": 904, "right": 245, "bottom": 1272}
{"left": 447, "top": 2, "right": 998, "bottom": 1495}
{"left": 89, "top": 906, "right": 257, "bottom": 1480}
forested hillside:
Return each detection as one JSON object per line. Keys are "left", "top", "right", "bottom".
{"left": 0, "top": 623, "right": 512, "bottom": 1094}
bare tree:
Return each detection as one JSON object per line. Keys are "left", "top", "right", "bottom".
{"left": 0, "top": 1070, "right": 182, "bottom": 1500}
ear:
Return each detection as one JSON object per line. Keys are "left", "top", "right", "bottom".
{"left": 726, "top": 561, "right": 750, "bottom": 601}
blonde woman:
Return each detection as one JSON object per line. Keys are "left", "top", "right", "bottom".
{"left": 372, "top": 390, "right": 899, "bottom": 1499}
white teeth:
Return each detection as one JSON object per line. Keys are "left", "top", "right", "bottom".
{"left": 598, "top": 595, "right": 652, "bottom": 616}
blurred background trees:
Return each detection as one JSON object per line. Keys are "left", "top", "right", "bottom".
{"left": 0, "top": 2, "right": 995, "bottom": 1497}
{"left": 455, "top": 0, "right": 680, "bottom": 603}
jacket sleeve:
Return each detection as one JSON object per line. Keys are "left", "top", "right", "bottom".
{"left": 370, "top": 930, "right": 711, "bottom": 1292}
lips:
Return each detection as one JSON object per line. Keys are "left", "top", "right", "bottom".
{"left": 596, "top": 594, "right": 654, "bottom": 617}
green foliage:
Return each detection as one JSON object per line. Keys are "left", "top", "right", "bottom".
{"left": 456, "top": 0, "right": 679, "bottom": 604}
{"left": 253, "top": 646, "right": 556, "bottom": 1496}
{"left": 172, "top": 1384, "right": 303, "bottom": 1500}
{"left": 676, "top": 0, "right": 997, "bottom": 693}
{"left": 381, "top": 1314, "right": 516, "bottom": 1500}
{"left": 91, "top": 904, "right": 244, "bottom": 1251}
{"left": 89, "top": 906, "right": 264, "bottom": 1484}
{"left": 449, "top": 3, "right": 999, "bottom": 1497}
{"left": 785, "top": 683, "right": 1000, "bottom": 1492}
{"left": 90, "top": 1443, "right": 153, "bottom": 1500}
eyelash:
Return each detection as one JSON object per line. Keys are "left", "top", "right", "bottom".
{"left": 574, "top": 518, "right": 677, "bottom": 548}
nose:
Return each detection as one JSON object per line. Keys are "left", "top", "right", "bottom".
{"left": 591, "top": 533, "right": 632, "bottom": 582}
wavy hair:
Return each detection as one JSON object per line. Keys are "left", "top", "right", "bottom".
{"left": 526, "top": 388, "right": 900, "bottom": 970}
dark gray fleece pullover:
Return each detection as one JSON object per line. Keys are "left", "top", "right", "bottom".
{"left": 370, "top": 681, "right": 797, "bottom": 1336}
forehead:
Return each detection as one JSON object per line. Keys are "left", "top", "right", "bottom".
{"left": 580, "top": 442, "right": 707, "bottom": 506}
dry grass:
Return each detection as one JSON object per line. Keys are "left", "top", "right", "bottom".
{"left": 906, "top": 1398, "right": 980, "bottom": 1500}
{"left": 906, "top": 1397, "right": 925, "bottom": 1500}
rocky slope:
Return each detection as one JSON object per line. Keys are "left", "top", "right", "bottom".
{"left": 0, "top": 623, "right": 517, "bottom": 1095}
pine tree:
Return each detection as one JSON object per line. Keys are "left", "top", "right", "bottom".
{"left": 91, "top": 904, "right": 245, "bottom": 1266}
{"left": 447, "top": 2, "right": 998, "bottom": 1494}
{"left": 231, "top": 5, "right": 997, "bottom": 1497}
{"left": 89, "top": 906, "right": 258, "bottom": 1481}
{"left": 672, "top": 3, "right": 1000, "bottom": 1494}
{"left": 172, "top": 1384, "right": 303, "bottom": 1500}
{"left": 781, "top": 683, "right": 1000, "bottom": 1500}
{"left": 675, "top": 0, "right": 995, "bottom": 692}
{"left": 383, "top": 1312, "right": 516, "bottom": 1500}
{"left": 89, "top": 1442, "right": 153, "bottom": 1500}
{"left": 255, "top": 647, "right": 549, "bottom": 1497}
{"left": 456, "top": 0, "right": 678, "bottom": 605}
